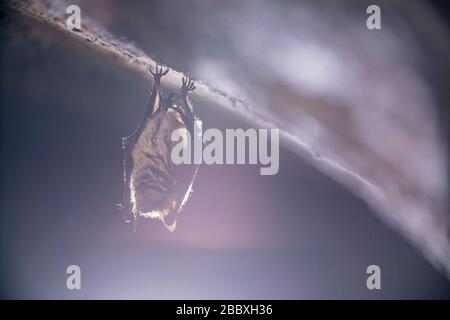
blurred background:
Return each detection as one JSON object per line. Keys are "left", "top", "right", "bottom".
{"left": 0, "top": 0, "right": 449, "bottom": 298}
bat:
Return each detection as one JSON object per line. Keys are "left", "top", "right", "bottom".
{"left": 118, "top": 64, "right": 201, "bottom": 232}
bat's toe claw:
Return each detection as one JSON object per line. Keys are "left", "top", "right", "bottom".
{"left": 181, "top": 76, "right": 196, "bottom": 94}
{"left": 150, "top": 63, "right": 170, "bottom": 78}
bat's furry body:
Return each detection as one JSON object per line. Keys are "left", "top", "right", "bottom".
{"left": 119, "top": 65, "right": 200, "bottom": 231}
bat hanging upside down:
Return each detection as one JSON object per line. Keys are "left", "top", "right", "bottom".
{"left": 118, "top": 64, "right": 201, "bottom": 232}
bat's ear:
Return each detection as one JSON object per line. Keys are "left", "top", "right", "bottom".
{"left": 161, "top": 217, "right": 177, "bottom": 232}
{"left": 160, "top": 203, "right": 178, "bottom": 232}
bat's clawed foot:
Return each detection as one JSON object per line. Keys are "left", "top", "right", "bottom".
{"left": 181, "top": 76, "right": 196, "bottom": 95}
{"left": 149, "top": 63, "right": 169, "bottom": 79}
